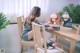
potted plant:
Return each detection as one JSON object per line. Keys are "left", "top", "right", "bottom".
{"left": 0, "top": 12, "right": 10, "bottom": 30}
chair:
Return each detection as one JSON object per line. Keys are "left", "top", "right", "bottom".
{"left": 17, "top": 16, "right": 35, "bottom": 53}
{"left": 32, "top": 22, "right": 64, "bottom": 53}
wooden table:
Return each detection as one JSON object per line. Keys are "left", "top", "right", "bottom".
{"left": 47, "top": 27, "right": 80, "bottom": 53}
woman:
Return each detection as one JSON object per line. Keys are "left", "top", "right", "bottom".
{"left": 22, "top": 6, "right": 41, "bottom": 41}
{"left": 61, "top": 13, "right": 72, "bottom": 27}
{"left": 48, "top": 13, "right": 60, "bottom": 31}
{"left": 43, "top": 13, "right": 60, "bottom": 49}
{"left": 22, "top": 7, "right": 58, "bottom": 49}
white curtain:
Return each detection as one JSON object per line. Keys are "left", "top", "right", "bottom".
{"left": 0, "top": 0, "right": 71, "bottom": 22}
{"left": 0, "top": 0, "right": 49, "bottom": 18}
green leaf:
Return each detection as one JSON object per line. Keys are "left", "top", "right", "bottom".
{"left": 0, "top": 12, "right": 10, "bottom": 30}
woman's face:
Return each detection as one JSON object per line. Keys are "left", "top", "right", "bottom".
{"left": 62, "top": 14, "right": 69, "bottom": 21}
{"left": 50, "top": 13, "right": 57, "bottom": 21}
{"left": 52, "top": 18, "right": 56, "bottom": 21}
{"left": 63, "top": 18, "right": 68, "bottom": 21}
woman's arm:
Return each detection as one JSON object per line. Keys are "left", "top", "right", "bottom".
{"left": 49, "top": 24, "right": 60, "bottom": 27}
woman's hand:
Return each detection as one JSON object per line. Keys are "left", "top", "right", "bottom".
{"left": 48, "top": 20, "right": 52, "bottom": 24}
{"left": 47, "top": 27, "right": 53, "bottom": 30}
{"left": 49, "top": 24, "right": 54, "bottom": 27}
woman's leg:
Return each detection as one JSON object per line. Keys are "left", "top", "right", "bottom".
{"left": 27, "top": 30, "right": 33, "bottom": 40}
{"left": 22, "top": 30, "right": 33, "bottom": 41}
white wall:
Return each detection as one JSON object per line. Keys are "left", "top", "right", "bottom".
{"left": 38, "top": 0, "right": 69, "bottom": 22}
{"left": 38, "top": 0, "right": 80, "bottom": 22}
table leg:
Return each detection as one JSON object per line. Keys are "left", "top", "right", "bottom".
{"left": 69, "top": 39, "right": 76, "bottom": 53}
